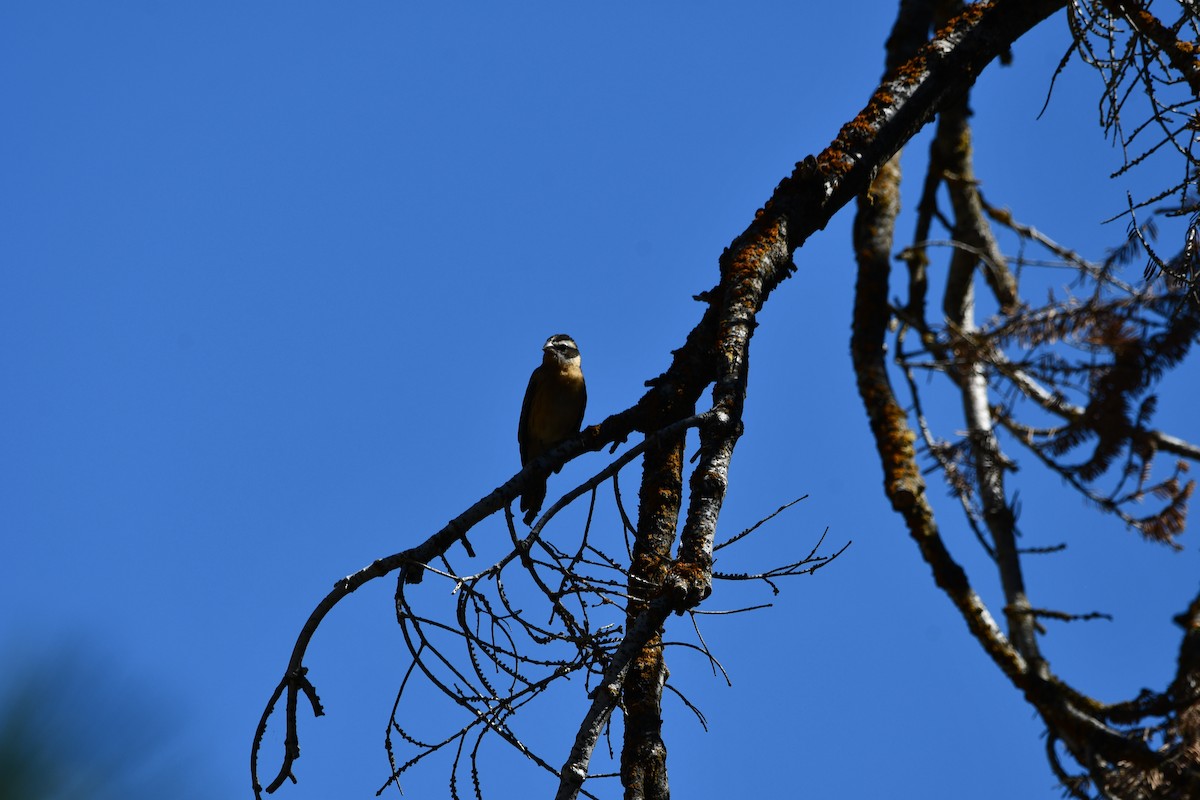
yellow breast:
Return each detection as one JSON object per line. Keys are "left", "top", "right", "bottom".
{"left": 526, "top": 364, "right": 586, "bottom": 455}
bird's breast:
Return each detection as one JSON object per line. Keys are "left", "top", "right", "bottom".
{"left": 527, "top": 368, "right": 585, "bottom": 447}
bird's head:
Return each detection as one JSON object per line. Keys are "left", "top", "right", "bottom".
{"left": 542, "top": 334, "right": 581, "bottom": 367}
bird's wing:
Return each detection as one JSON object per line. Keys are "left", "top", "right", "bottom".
{"left": 574, "top": 380, "right": 587, "bottom": 433}
{"left": 518, "top": 367, "right": 541, "bottom": 465}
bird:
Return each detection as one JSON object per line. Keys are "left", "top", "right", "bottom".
{"left": 517, "top": 334, "right": 587, "bottom": 524}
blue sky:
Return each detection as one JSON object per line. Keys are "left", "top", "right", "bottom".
{"left": 3, "top": 3, "right": 1197, "bottom": 798}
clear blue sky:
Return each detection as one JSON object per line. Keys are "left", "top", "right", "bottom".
{"left": 3, "top": 3, "right": 1196, "bottom": 798}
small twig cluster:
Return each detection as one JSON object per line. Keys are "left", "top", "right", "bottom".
{"left": 378, "top": 489, "right": 837, "bottom": 798}
{"left": 1061, "top": 1, "right": 1200, "bottom": 304}
{"left": 897, "top": 212, "right": 1198, "bottom": 547}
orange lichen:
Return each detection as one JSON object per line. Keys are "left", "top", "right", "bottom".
{"left": 892, "top": 54, "right": 929, "bottom": 87}
{"left": 721, "top": 218, "right": 785, "bottom": 286}
{"left": 934, "top": 0, "right": 992, "bottom": 41}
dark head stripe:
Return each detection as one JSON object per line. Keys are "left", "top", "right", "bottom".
{"left": 545, "top": 334, "right": 579, "bottom": 357}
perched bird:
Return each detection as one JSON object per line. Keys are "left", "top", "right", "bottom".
{"left": 518, "top": 334, "right": 587, "bottom": 524}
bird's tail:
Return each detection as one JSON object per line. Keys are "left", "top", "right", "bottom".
{"left": 520, "top": 469, "right": 549, "bottom": 525}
